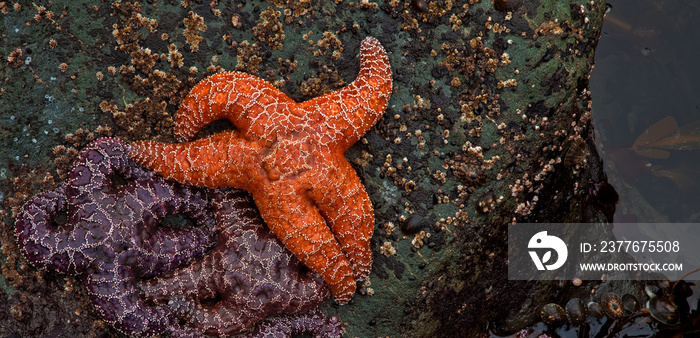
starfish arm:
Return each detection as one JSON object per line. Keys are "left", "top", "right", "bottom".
{"left": 139, "top": 254, "right": 217, "bottom": 302}
{"left": 254, "top": 184, "right": 357, "bottom": 304}
{"left": 174, "top": 72, "right": 296, "bottom": 142}
{"left": 166, "top": 279, "right": 329, "bottom": 336}
{"left": 308, "top": 159, "right": 374, "bottom": 280}
{"left": 66, "top": 138, "right": 143, "bottom": 206}
{"left": 241, "top": 310, "right": 342, "bottom": 338}
{"left": 86, "top": 266, "right": 173, "bottom": 336}
{"left": 301, "top": 36, "right": 392, "bottom": 152}
{"left": 129, "top": 130, "right": 264, "bottom": 188}
{"left": 165, "top": 295, "right": 257, "bottom": 336}
{"left": 122, "top": 179, "right": 216, "bottom": 277}
{"left": 14, "top": 184, "right": 91, "bottom": 274}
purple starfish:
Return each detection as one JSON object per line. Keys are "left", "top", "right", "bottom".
{"left": 242, "top": 310, "right": 342, "bottom": 338}
{"left": 14, "top": 138, "right": 217, "bottom": 336}
{"left": 140, "top": 188, "right": 336, "bottom": 337}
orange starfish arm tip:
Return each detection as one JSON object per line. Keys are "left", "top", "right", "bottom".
{"left": 252, "top": 188, "right": 357, "bottom": 303}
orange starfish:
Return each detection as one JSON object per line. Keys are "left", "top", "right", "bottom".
{"left": 130, "top": 37, "right": 392, "bottom": 304}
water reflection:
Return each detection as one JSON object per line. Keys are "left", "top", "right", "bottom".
{"left": 590, "top": 0, "right": 700, "bottom": 333}
{"left": 591, "top": 0, "right": 700, "bottom": 224}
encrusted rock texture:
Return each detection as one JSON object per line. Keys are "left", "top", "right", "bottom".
{"left": 0, "top": 0, "right": 618, "bottom": 336}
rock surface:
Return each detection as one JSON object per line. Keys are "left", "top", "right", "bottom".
{"left": 0, "top": 0, "right": 632, "bottom": 336}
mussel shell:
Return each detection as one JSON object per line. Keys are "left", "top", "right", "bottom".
{"left": 565, "top": 298, "right": 588, "bottom": 326}
{"left": 622, "top": 294, "right": 640, "bottom": 314}
{"left": 540, "top": 303, "right": 566, "bottom": 326}
{"left": 601, "top": 293, "right": 625, "bottom": 319}
{"left": 647, "top": 295, "right": 679, "bottom": 325}
{"left": 587, "top": 301, "right": 605, "bottom": 319}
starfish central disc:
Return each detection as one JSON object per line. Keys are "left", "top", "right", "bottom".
{"left": 130, "top": 37, "right": 392, "bottom": 304}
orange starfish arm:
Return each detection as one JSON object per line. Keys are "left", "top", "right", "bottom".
{"left": 253, "top": 184, "right": 357, "bottom": 304}
{"left": 174, "top": 37, "right": 391, "bottom": 153}
{"left": 130, "top": 131, "right": 265, "bottom": 189}
{"left": 301, "top": 36, "right": 392, "bottom": 152}
{"left": 174, "top": 72, "right": 298, "bottom": 143}
{"left": 309, "top": 159, "right": 373, "bottom": 280}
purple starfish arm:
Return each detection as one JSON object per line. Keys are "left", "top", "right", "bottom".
{"left": 14, "top": 138, "right": 217, "bottom": 337}
{"left": 242, "top": 310, "right": 342, "bottom": 338}
{"left": 140, "top": 188, "right": 331, "bottom": 336}
{"left": 66, "top": 137, "right": 152, "bottom": 201}
{"left": 120, "top": 178, "right": 216, "bottom": 277}
{"left": 79, "top": 176, "right": 216, "bottom": 335}
{"left": 85, "top": 266, "right": 173, "bottom": 335}
{"left": 14, "top": 184, "right": 91, "bottom": 274}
